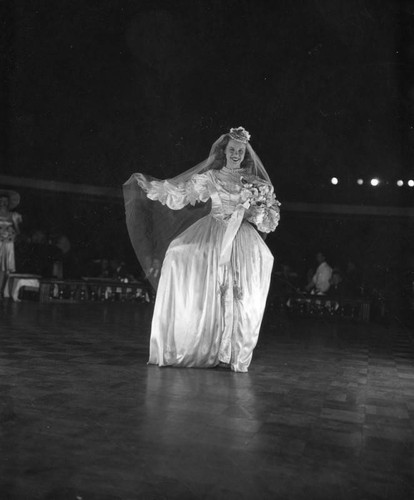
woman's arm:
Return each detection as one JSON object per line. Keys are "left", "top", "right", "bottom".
{"left": 11, "top": 212, "right": 22, "bottom": 234}
{"left": 136, "top": 173, "right": 210, "bottom": 210}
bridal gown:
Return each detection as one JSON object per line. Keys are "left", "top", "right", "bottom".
{"left": 145, "top": 165, "right": 274, "bottom": 373}
{"left": 0, "top": 212, "right": 20, "bottom": 272}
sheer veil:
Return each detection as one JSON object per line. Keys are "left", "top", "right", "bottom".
{"left": 123, "top": 132, "right": 272, "bottom": 289}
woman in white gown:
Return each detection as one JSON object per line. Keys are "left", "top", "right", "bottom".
{"left": 124, "top": 127, "right": 280, "bottom": 372}
{"left": 0, "top": 190, "right": 22, "bottom": 297}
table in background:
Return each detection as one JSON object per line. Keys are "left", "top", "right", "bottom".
{"left": 39, "top": 278, "right": 151, "bottom": 303}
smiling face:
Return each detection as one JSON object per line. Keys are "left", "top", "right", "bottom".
{"left": 224, "top": 139, "right": 246, "bottom": 169}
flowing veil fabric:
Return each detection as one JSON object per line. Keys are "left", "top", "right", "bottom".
{"left": 123, "top": 176, "right": 210, "bottom": 289}
{"left": 123, "top": 134, "right": 271, "bottom": 290}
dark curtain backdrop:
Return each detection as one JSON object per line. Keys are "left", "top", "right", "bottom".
{"left": 2, "top": 0, "right": 414, "bottom": 299}
{"left": 2, "top": 0, "right": 413, "bottom": 203}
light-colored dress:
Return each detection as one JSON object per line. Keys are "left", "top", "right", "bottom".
{"left": 145, "top": 166, "right": 275, "bottom": 372}
{"left": 0, "top": 212, "right": 20, "bottom": 272}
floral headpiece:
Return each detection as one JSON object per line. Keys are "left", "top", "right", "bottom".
{"left": 229, "top": 127, "right": 251, "bottom": 144}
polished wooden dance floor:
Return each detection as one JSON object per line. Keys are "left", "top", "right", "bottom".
{"left": 1, "top": 301, "right": 413, "bottom": 500}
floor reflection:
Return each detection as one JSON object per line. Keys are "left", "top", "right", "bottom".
{"left": 0, "top": 302, "right": 413, "bottom": 499}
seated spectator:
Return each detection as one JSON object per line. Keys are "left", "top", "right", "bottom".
{"left": 305, "top": 251, "right": 332, "bottom": 295}
{"left": 109, "top": 257, "right": 138, "bottom": 282}
{"left": 84, "top": 256, "right": 138, "bottom": 282}
{"left": 327, "top": 269, "right": 345, "bottom": 297}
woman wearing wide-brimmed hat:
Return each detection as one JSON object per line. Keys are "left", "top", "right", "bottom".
{"left": 0, "top": 189, "right": 22, "bottom": 297}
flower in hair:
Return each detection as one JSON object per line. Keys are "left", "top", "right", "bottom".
{"left": 229, "top": 127, "right": 251, "bottom": 143}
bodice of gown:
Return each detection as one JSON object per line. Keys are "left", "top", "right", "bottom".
{"left": 0, "top": 218, "right": 12, "bottom": 229}
{"left": 0, "top": 212, "right": 21, "bottom": 243}
{"left": 0, "top": 215, "right": 15, "bottom": 242}
{"left": 140, "top": 165, "right": 281, "bottom": 234}
{"left": 208, "top": 167, "right": 247, "bottom": 221}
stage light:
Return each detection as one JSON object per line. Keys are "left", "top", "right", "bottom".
{"left": 397, "top": 180, "right": 404, "bottom": 187}
{"left": 370, "top": 178, "right": 380, "bottom": 186}
{"left": 331, "top": 177, "right": 338, "bottom": 185}
{"left": 408, "top": 179, "right": 414, "bottom": 187}
{"left": 357, "top": 179, "right": 364, "bottom": 185}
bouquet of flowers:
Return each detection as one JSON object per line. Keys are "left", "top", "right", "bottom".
{"left": 240, "top": 176, "right": 281, "bottom": 233}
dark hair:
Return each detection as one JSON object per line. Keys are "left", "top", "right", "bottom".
{"left": 210, "top": 134, "right": 254, "bottom": 171}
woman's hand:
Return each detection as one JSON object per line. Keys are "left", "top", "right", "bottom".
{"left": 245, "top": 204, "right": 266, "bottom": 223}
{"left": 12, "top": 212, "right": 22, "bottom": 233}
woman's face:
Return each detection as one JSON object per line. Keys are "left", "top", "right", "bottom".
{"left": 224, "top": 139, "right": 246, "bottom": 168}
{"left": 0, "top": 196, "right": 9, "bottom": 209}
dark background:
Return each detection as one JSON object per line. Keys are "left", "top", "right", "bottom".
{"left": 1, "top": 0, "right": 414, "bottom": 296}
{"left": 3, "top": 1, "right": 414, "bottom": 196}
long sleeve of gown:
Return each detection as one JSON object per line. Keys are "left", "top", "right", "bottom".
{"left": 136, "top": 173, "right": 210, "bottom": 210}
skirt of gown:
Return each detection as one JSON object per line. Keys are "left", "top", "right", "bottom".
{"left": 0, "top": 241, "right": 15, "bottom": 272}
{"left": 149, "top": 214, "right": 274, "bottom": 372}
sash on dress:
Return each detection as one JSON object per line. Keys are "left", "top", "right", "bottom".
{"left": 218, "top": 202, "right": 249, "bottom": 266}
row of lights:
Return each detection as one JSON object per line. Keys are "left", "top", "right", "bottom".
{"left": 331, "top": 177, "right": 414, "bottom": 187}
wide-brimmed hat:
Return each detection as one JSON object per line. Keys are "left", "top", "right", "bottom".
{"left": 0, "top": 189, "right": 20, "bottom": 210}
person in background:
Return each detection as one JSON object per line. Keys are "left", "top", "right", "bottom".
{"left": 0, "top": 189, "right": 22, "bottom": 298}
{"left": 327, "top": 269, "right": 345, "bottom": 297}
{"left": 305, "top": 251, "right": 332, "bottom": 295}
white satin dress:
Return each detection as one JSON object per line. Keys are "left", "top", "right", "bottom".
{"left": 147, "top": 166, "right": 274, "bottom": 372}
